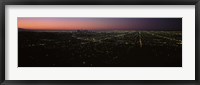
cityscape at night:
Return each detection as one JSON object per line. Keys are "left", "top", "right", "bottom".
{"left": 18, "top": 18, "right": 182, "bottom": 67}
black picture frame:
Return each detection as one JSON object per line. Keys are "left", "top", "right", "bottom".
{"left": 0, "top": 0, "right": 200, "bottom": 85}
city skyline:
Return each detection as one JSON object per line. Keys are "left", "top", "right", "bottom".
{"left": 18, "top": 18, "right": 182, "bottom": 31}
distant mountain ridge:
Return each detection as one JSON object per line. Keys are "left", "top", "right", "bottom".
{"left": 18, "top": 28, "right": 182, "bottom": 32}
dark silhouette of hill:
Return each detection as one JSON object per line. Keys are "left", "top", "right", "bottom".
{"left": 18, "top": 28, "right": 181, "bottom": 32}
{"left": 18, "top": 28, "right": 36, "bottom": 32}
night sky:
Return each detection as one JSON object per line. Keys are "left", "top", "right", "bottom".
{"left": 18, "top": 18, "right": 182, "bottom": 31}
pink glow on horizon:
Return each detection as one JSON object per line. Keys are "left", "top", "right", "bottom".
{"left": 18, "top": 18, "right": 134, "bottom": 31}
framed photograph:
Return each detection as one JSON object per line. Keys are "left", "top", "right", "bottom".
{"left": 0, "top": 0, "right": 199, "bottom": 85}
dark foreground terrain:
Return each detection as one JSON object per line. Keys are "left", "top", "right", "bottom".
{"left": 18, "top": 31, "right": 182, "bottom": 67}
